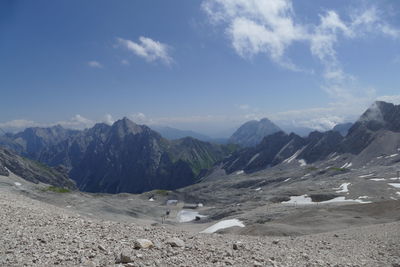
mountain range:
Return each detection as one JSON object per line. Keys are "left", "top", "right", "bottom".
{"left": 1, "top": 101, "right": 399, "bottom": 194}
{"left": 0, "top": 118, "right": 235, "bottom": 193}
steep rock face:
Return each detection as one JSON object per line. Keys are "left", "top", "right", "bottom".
{"left": 229, "top": 118, "right": 282, "bottom": 147}
{"left": 0, "top": 147, "right": 76, "bottom": 189}
{"left": 0, "top": 125, "right": 79, "bottom": 159}
{"left": 223, "top": 132, "right": 295, "bottom": 174}
{"left": 298, "top": 131, "right": 343, "bottom": 163}
{"left": 341, "top": 101, "right": 400, "bottom": 154}
{"left": 222, "top": 130, "right": 343, "bottom": 174}
{"left": 332, "top": 123, "right": 353, "bottom": 136}
{"left": 16, "top": 118, "right": 234, "bottom": 194}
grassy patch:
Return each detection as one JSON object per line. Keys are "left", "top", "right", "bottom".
{"left": 306, "top": 166, "right": 318, "bottom": 171}
{"left": 328, "top": 167, "right": 347, "bottom": 172}
{"left": 154, "top": 189, "right": 169, "bottom": 196}
{"left": 42, "top": 186, "right": 71, "bottom": 193}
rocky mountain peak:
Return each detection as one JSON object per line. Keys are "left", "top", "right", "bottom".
{"left": 229, "top": 117, "right": 282, "bottom": 147}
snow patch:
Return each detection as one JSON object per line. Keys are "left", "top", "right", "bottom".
{"left": 177, "top": 210, "right": 207, "bottom": 223}
{"left": 236, "top": 170, "right": 244, "bottom": 175}
{"left": 283, "top": 178, "right": 291, "bottom": 182}
{"left": 388, "top": 183, "right": 400, "bottom": 188}
{"left": 359, "top": 173, "right": 374, "bottom": 178}
{"left": 247, "top": 153, "right": 260, "bottom": 166}
{"left": 386, "top": 154, "right": 398, "bottom": 158}
{"left": 341, "top": 162, "right": 352, "bottom": 168}
{"left": 254, "top": 187, "right": 262, "bottom": 191}
{"left": 396, "top": 192, "right": 400, "bottom": 196}
{"left": 358, "top": 196, "right": 369, "bottom": 199}
{"left": 298, "top": 159, "right": 307, "bottom": 166}
{"left": 283, "top": 150, "right": 301, "bottom": 164}
{"left": 148, "top": 198, "right": 154, "bottom": 202}
{"left": 336, "top": 183, "right": 351, "bottom": 193}
{"left": 200, "top": 219, "right": 244, "bottom": 234}
{"left": 370, "top": 178, "right": 386, "bottom": 181}
{"left": 389, "top": 177, "right": 400, "bottom": 181}
{"left": 14, "top": 182, "right": 21, "bottom": 186}
{"left": 282, "top": 194, "right": 371, "bottom": 205}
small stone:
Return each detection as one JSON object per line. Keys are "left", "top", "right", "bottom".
{"left": 115, "top": 250, "right": 134, "bottom": 264}
{"left": 165, "top": 237, "right": 185, "bottom": 248}
{"left": 233, "top": 242, "right": 245, "bottom": 250}
{"left": 98, "top": 244, "right": 106, "bottom": 252}
{"left": 272, "top": 240, "right": 279, "bottom": 245}
{"left": 134, "top": 239, "right": 154, "bottom": 249}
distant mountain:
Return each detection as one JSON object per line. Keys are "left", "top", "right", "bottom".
{"left": 0, "top": 147, "right": 76, "bottom": 189}
{"left": 332, "top": 122, "right": 353, "bottom": 136}
{"left": 229, "top": 118, "right": 282, "bottom": 147}
{"left": 219, "top": 101, "right": 400, "bottom": 175}
{"left": 150, "top": 126, "right": 212, "bottom": 141}
{"left": 4, "top": 118, "right": 235, "bottom": 194}
{"left": 0, "top": 125, "right": 79, "bottom": 158}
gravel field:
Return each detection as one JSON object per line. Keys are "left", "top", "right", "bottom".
{"left": 1, "top": 188, "right": 399, "bottom": 267}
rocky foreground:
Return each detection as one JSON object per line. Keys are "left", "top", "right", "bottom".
{"left": 0, "top": 190, "right": 399, "bottom": 267}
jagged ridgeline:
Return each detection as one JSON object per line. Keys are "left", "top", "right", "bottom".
{"left": 0, "top": 147, "right": 76, "bottom": 189}
{"left": 0, "top": 118, "right": 236, "bottom": 194}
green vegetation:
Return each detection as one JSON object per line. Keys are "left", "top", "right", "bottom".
{"left": 154, "top": 189, "right": 169, "bottom": 196}
{"left": 328, "top": 167, "right": 347, "bottom": 172}
{"left": 306, "top": 166, "right": 318, "bottom": 171}
{"left": 42, "top": 186, "right": 71, "bottom": 193}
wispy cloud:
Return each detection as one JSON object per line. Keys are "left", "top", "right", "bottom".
{"left": 116, "top": 36, "right": 173, "bottom": 65}
{"left": 103, "top": 114, "right": 115, "bottom": 125}
{"left": 87, "top": 61, "right": 103, "bottom": 68}
{"left": 56, "top": 114, "right": 94, "bottom": 129}
{"left": 202, "top": 0, "right": 400, "bottom": 103}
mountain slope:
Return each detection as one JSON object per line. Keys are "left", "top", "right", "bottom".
{"left": 9, "top": 118, "right": 234, "bottom": 193}
{"left": 0, "top": 147, "right": 76, "bottom": 189}
{"left": 229, "top": 118, "right": 282, "bottom": 147}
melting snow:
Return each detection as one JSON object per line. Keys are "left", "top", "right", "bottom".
{"left": 177, "top": 210, "right": 207, "bottom": 223}
{"left": 283, "top": 150, "right": 302, "bottom": 164}
{"left": 370, "top": 178, "right": 386, "bottom": 181}
{"left": 200, "top": 219, "right": 244, "bottom": 234}
{"left": 236, "top": 170, "right": 244, "bottom": 175}
{"left": 341, "top": 162, "right": 352, "bottom": 168}
{"left": 359, "top": 173, "right": 374, "bottom": 178}
{"left": 336, "top": 183, "right": 351, "bottom": 193}
{"left": 298, "top": 159, "right": 307, "bottom": 166}
{"left": 388, "top": 183, "right": 400, "bottom": 188}
{"left": 247, "top": 153, "right": 260, "bottom": 166}
{"left": 14, "top": 182, "right": 21, "bottom": 186}
{"left": 282, "top": 194, "right": 371, "bottom": 204}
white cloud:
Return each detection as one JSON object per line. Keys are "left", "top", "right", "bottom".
{"left": 117, "top": 37, "right": 173, "bottom": 65}
{"left": 87, "top": 61, "right": 103, "bottom": 68}
{"left": 0, "top": 119, "right": 41, "bottom": 132}
{"left": 103, "top": 114, "right": 115, "bottom": 125}
{"left": 130, "top": 112, "right": 150, "bottom": 124}
{"left": 377, "top": 95, "right": 400, "bottom": 105}
{"left": 57, "top": 114, "right": 94, "bottom": 129}
{"left": 121, "top": 59, "right": 130, "bottom": 65}
{"left": 238, "top": 104, "right": 250, "bottom": 110}
{"left": 203, "top": 0, "right": 400, "bottom": 102}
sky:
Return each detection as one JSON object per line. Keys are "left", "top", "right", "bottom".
{"left": 1, "top": 0, "right": 400, "bottom": 137}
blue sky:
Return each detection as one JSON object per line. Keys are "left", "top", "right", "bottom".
{"left": 1, "top": 0, "right": 400, "bottom": 136}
